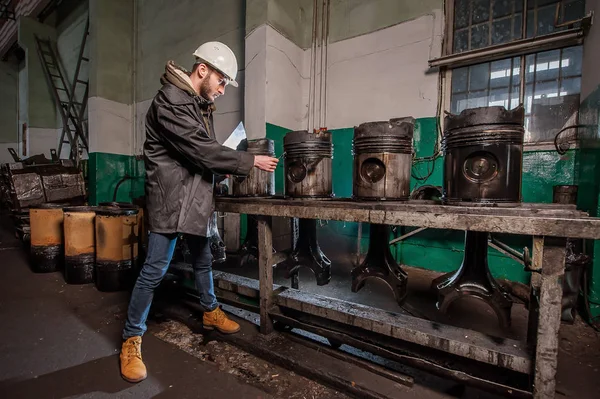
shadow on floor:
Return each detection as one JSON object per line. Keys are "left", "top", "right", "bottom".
{"left": 0, "top": 355, "right": 131, "bottom": 399}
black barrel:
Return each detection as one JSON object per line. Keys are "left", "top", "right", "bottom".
{"left": 29, "top": 203, "right": 66, "bottom": 272}
{"left": 283, "top": 130, "right": 333, "bottom": 198}
{"left": 232, "top": 139, "right": 276, "bottom": 197}
{"left": 94, "top": 206, "right": 139, "bottom": 292}
{"left": 63, "top": 206, "right": 97, "bottom": 284}
{"left": 353, "top": 117, "right": 414, "bottom": 200}
{"left": 442, "top": 106, "right": 525, "bottom": 205}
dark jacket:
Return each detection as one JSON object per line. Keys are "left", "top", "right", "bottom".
{"left": 144, "top": 82, "right": 254, "bottom": 236}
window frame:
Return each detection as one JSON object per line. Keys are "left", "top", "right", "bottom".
{"left": 440, "top": 0, "right": 588, "bottom": 149}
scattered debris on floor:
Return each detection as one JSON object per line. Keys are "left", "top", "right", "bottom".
{"left": 151, "top": 319, "right": 349, "bottom": 399}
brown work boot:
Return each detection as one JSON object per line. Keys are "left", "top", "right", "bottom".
{"left": 120, "top": 336, "right": 147, "bottom": 383}
{"left": 203, "top": 306, "right": 240, "bottom": 334}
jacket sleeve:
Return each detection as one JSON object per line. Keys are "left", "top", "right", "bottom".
{"left": 153, "top": 101, "right": 255, "bottom": 176}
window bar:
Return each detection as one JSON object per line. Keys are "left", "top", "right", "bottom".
{"left": 468, "top": 0, "right": 473, "bottom": 50}
{"left": 487, "top": 59, "right": 492, "bottom": 107}
{"left": 558, "top": 47, "right": 564, "bottom": 97}
{"left": 519, "top": 0, "right": 528, "bottom": 107}
{"left": 509, "top": 57, "right": 515, "bottom": 108}
{"left": 488, "top": 0, "right": 493, "bottom": 48}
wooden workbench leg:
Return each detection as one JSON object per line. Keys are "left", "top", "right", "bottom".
{"left": 257, "top": 216, "right": 274, "bottom": 334}
{"left": 532, "top": 237, "right": 567, "bottom": 399}
{"left": 527, "top": 237, "right": 544, "bottom": 346}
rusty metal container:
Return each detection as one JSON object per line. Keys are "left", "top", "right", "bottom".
{"left": 101, "top": 201, "right": 147, "bottom": 269}
{"left": 95, "top": 206, "right": 139, "bottom": 292}
{"left": 283, "top": 130, "right": 333, "bottom": 198}
{"left": 442, "top": 106, "right": 525, "bottom": 204}
{"left": 553, "top": 185, "right": 578, "bottom": 205}
{"left": 232, "top": 139, "right": 275, "bottom": 197}
{"left": 29, "top": 203, "right": 65, "bottom": 272}
{"left": 63, "top": 206, "right": 97, "bottom": 284}
{"left": 353, "top": 117, "right": 414, "bottom": 200}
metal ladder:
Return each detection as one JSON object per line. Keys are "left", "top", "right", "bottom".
{"left": 34, "top": 20, "right": 89, "bottom": 165}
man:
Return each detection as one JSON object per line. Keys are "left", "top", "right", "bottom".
{"left": 119, "top": 41, "right": 278, "bottom": 383}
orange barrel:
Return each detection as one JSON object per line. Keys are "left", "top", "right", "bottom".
{"left": 100, "top": 202, "right": 145, "bottom": 270}
{"left": 94, "top": 206, "right": 139, "bottom": 292}
{"left": 29, "top": 203, "right": 65, "bottom": 272}
{"left": 63, "top": 206, "right": 97, "bottom": 284}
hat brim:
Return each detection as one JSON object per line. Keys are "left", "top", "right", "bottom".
{"left": 228, "top": 79, "right": 238, "bottom": 88}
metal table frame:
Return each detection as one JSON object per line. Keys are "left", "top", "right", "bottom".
{"left": 215, "top": 197, "right": 600, "bottom": 399}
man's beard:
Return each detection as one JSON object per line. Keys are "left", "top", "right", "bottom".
{"left": 199, "top": 71, "right": 214, "bottom": 102}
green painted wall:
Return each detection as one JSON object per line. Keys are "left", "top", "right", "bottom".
{"left": 88, "top": 152, "right": 144, "bottom": 205}
{"left": 265, "top": 121, "right": 579, "bottom": 284}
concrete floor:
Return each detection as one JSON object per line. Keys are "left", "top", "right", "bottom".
{"left": 0, "top": 216, "right": 277, "bottom": 399}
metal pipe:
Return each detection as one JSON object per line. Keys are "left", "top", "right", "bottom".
{"left": 389, "top": 227, "right": 427, "bottom": 245}
{"left": 428, "top": 28, "right": 583, "bottom": 69}
{"left": 489, "top": 241, "right": 524, "bottom": 265}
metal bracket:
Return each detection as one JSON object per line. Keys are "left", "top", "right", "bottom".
{"left": 7, "top": 148, "right": 20, "bottom": 162}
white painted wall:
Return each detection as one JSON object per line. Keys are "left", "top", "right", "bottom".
{"left": 325, "top": 10, "right": 443, "bottom": 129}
{"left": 0, "top": 143, "right": 19, "bottom": 164}
{"left": 28, "top": 127, "right": 58, "bottom": 158}
{"left": 245, "top": 25, "right": 268, "bottom": 139}
{"left": 88, "top": 96, "right": 132, "bottom": 155}
{"left": 266, "top": 25, "right": 308, "bottom": 131}
{"left": 250, "top": 9, "right": 444, "bottom": 132}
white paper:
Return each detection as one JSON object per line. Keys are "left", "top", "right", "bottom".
{"left": 223, "top": 121, "right": 247, "bottom": 150}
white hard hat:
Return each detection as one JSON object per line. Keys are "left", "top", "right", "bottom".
{"left": 192, "top": 41, "right": 239, "bottom": 88}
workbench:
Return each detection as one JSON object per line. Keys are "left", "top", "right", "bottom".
{"left": 214, "top": 197, "right": 600, "bottom": 399}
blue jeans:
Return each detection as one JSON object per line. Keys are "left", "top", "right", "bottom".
{"left": 122, "top": 232, "right": 218, "bottom": 339}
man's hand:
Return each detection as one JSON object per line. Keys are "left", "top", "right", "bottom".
{"left": 254, "top": 155, "right": 279, "bottom": 172}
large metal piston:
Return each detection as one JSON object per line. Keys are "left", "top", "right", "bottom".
{"left": 442, "top": 106, "right": 525, "bottom": 204}
{"left": 283, "top": 130, "right": 333, "bottom": 198}
{"left": 233, "top": 139, "right": 275, "bottom": 197}
{"left": 353, "top": 117, "right": 414, "bottom": 200}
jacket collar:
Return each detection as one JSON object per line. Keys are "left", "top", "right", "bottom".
{"left": 160, "top": 61, "right": 216, "bottom": 113}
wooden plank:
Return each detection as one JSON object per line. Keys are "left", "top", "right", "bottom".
{"left": 215, "top": 198, "right": 600, "bottom": 240}
{"left": 257, "top": 216, "right": 274, "bottom": 334}
{"left": 527, "top": 237, "right": 544, "bottom": 346}
{"left": 211, "top": 271, "right": 531, "bottom": 374}
{"left": 276, "top": 289, "right": 532, "bottom": 374}
{"left": 533, "top": 237, "right": 567, "bottom": 399}
{"left": 216, "top": 197, "right": 584, "bottom": 217}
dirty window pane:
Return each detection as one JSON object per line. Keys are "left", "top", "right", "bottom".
{"left": 472, "top": 0, "right": 490, "bottom": 24}
{"left": 561, "top": 77, "right": 581, "bottom": 95}
{"left": 452, "top": 67, "right": 469, "bottom": 93}
{"left": 454, "top": 29, "right": 469, "bottom": 53}
{"left": 490, "top": 58, "right": 517, "bottom": 88}
{"left": 451, "top": 93, "right": 468, "bottom": 114}
{"left": 469, "top": 63, "right": 490, "bottom": 91}
{"left": 513, "top": 14, "right": 522, "bottom": 39}
{"left": 471, "top": 24, "right": 489, "bottom": 49}
{"left": 450, "top": 48, "right": 583, "bottom": 144}
{"left": 454, "top": 0, "right": 470, "bottom": 29}
{"left": 452, "top": 0, "right": 586, "bottom": 52}
{"left": 467, "top": 92, "right": 490, "bottom": 109}
{"left": 523, "top": 48, "right": 582, "bottom": 143}
{"left": 492, "top": 18, "right": 513, "bottom": 45}
{"left": 561, "top": 46, "right": 582, "bottom": 77}
{"left": 563, "top": 0, "right": 585, "bottom": 23}
{"left": 493, "top": 0, "right": 512, "bottom": 18}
